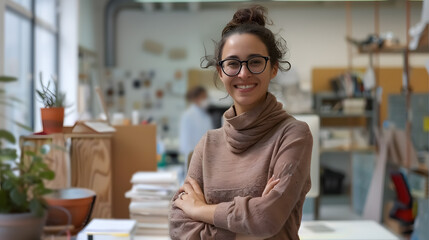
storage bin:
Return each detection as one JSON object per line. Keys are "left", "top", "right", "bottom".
{"left": 321, "top": 168, "right": 345, "bottom": 194}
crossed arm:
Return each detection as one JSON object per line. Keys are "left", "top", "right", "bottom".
{"left": 175, "top": 176, "right": 281, "bottom": 225}
{"left": 168, "top": 128, "right": 313, "bottom": 239}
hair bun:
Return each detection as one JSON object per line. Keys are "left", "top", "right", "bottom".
{"left": 222, "top": 5, "right": 269, "bottom": 37}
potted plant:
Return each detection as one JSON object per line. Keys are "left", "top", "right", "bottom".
{"left": 0, "top": 75, "right": 55, "bottom": 239}
{"left": 36, "top": 74, "right": 67, "bottom": 134}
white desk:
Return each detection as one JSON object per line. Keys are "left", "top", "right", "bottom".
{"left": 299, "top": 220, "right": 400, "bottom": 240}
{"left": 133, "top": 221, "right": 399, "bottom": 240}
{"left": 135, "top": 237, "right": 170, "bottom": 240}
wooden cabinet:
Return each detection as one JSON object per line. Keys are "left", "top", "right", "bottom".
{"left": 20, "top": 133, "right": 113, "bottom": 219}
{"left": 111, "top": 125, "right": 157, "bottom": 218}
{"left": 70, "top": 135, "right": 113, "bottom": 219}
{"left": 21, "top": 125, "right": 158, "bottom": 219}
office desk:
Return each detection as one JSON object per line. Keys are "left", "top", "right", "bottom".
{"left": 299, "top": 220, "right": 400, "bottom": 240}
{"left": 45, "top": 220, "right": 399, "bottom": 239}
{"left": 132, "top": 221, "right": 400, "bottom": 240}
{"left": 135, "top": 237, "right": 170, "bottom": 240}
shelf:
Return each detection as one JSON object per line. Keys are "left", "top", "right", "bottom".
{"left": 321, "top": 146, "right": 375, "bottom": 153}
{"left": 319, "top": 193, "right": 350, "bottom": 205}
{"left": 314, "top": 92, "right": 376, "bottom": 146}
{"left": 357, "top": 45, "right": 406, "bottom": 54}
{"left": 318, "top": 111, "right": 373, "bottom": 118}
{"left": 412, "top": 164, "right": 429, "bottom": 177}
{"left": 357, "top": 45, "right": 429, "bottom": 54}
{"left": 315, "top": 92, "right": 373, "bottom": 99}
{"left": 21, "top": 132, "right": 113, "bottom": 139}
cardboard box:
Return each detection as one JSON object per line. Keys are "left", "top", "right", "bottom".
{"left": 112, "top": 125, "right": 157, "bottom": 218}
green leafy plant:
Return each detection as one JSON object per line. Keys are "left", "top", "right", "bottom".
{"left": 36, "top": 73, "right": 66, "bottom": 108}
{"left": 0, "top": 75, "right": 55, "bottom": 217}
{"left": 0, "top": 133, "right": 55, "bottom": 216}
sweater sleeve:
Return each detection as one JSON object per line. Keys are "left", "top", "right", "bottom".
{"left": 169, "top": 134, "right": 233, "bottom": 240}
{"left": 213, "top": 124, "right": 313, "bottom": 238}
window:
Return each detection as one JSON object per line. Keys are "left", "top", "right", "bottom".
{"left": 36, "top": 0, "right": 57, "bottom": 27}
{"left": 11, "top": 0, "right": 31, "bottom": 11}
{"left": 3, "top": 5, "right": 33, "bottom": 140}
{"left": 2, "top": 0, "right": 59, "bottom": 139}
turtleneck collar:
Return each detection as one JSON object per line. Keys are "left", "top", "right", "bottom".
{"left": 223, "top": 92, "right": 290, "bottom": 154}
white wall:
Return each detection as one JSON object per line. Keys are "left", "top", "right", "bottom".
{"left": 115, "top": 2, "right": 427, "bottom": 92}
{"left": 109, "top": 2, "right": 428, "bottom": 139}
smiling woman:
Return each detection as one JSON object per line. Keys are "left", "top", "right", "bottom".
{"left": 169, "top": 4, "right": 313, "bottom": 240}
{"left": 217, "top": 33, "right": 278, "bottom": 115}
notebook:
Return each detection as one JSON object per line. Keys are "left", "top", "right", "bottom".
{"left": 77, "top": 219, "right": 137, "bottom": 240}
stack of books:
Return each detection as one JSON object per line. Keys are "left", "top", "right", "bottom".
{"left": 125, "top": 171, "right": 179, "bottom": 236}
{"left": 77, "top": 219, "right": 137, "bottom": 240}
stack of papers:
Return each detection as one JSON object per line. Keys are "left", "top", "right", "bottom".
{"left": 76, "top": 219, "right": 137, "bottom": 240}
{"left": 125, "top": 171, "right": 179, "bottom": 236}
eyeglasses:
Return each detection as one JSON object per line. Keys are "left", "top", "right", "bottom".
{"left": 218, "top": 56, "right": 270, "bottom": 77}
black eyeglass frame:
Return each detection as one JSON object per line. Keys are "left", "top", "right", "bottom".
{"left": 218, "top": 56, "right": 270, "bottom": 77}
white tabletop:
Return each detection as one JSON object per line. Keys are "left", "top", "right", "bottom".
{"left": 133, "top": 220, "right": 399, "bottom": 240}
{"left": 135, "top": 237, "right": 170, "bottom": 240}
{"left": 299, "top": 220, "right": 400, "bottom": 240}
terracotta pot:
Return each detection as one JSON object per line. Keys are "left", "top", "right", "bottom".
{"left": 0, "top": 212, "right": 46, "bottom": 240}
{"left": 44, "top": 188, "right": 96, "bottom": 235}
{"left": 41, "top": 107, "right": 64, "bottom": 134}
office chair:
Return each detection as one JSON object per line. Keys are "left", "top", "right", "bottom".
{"left": 389, "top": 170, "right": 415, "bottom": 234}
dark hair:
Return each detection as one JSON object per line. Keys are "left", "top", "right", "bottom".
{"left": 186, "top": 86, "right": 207, "bottom": 102}
{"left": 201, "top": 5, "right": 291, "bottom": 73}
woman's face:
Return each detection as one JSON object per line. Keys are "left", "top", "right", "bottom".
{"left": 217, "top": 33, "right": 278, "bottom": 114}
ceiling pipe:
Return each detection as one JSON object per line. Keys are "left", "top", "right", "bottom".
{"left": 105, "top": 0, "right": 135, "bottom": 67}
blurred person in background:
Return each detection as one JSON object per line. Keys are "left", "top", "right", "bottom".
{"left": 179, "top": 86, "right": 214, "bottom": 172}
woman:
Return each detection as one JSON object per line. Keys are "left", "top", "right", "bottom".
{"left": 169, "top": 5, "right": 312, "bottom": 240}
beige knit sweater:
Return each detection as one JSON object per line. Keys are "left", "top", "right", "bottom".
{"left": 169, "top": 93, "right": 313, "bottom": 240}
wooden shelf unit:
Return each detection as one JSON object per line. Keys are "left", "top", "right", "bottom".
{"left": 21, "top": 133, "right": 113, "bottom": 219}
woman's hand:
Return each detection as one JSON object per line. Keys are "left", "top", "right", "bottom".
{"left": 262, "top": 176, "right": 280, "bottom": 197}
{"left": 174, "top": 176, "right": 279, "bottom": 224}
{"left": 175, "top": 177, "right": 216, "bottom": 224}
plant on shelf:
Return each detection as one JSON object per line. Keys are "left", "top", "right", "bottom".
{"left": 36, "top": 74, "right": 66, "bottom": 109}
{"left": 0, "top": 75, "right": 56, "bottom": 239}
{"left": 36, "top": 73, "right": 67, "bottom": 134}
